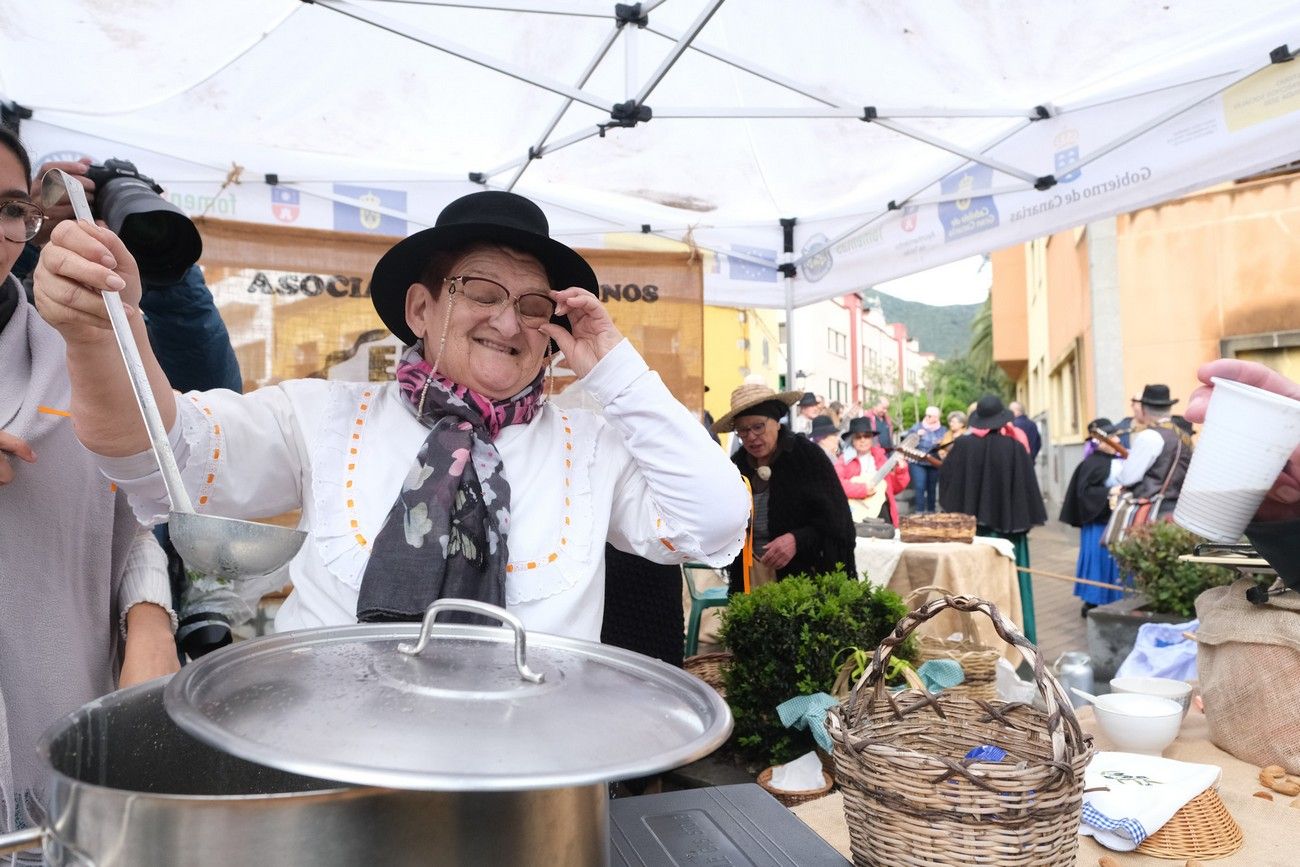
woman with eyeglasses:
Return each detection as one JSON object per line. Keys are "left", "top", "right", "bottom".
{"left": 711, "top": 383, "right": 855, "bottom": 594}
{"left": 1, "top": 128, "right": 177, "bottom": 849}
{"left": 32, "top": 189, "right": 748, "bottom": 637}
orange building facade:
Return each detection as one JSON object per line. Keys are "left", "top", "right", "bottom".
{"left": 992, "top": 171, "right": 1300, "bottom": 503}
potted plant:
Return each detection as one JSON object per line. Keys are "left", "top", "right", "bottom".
{"left": 718, "top": 568, "right": 914, "bottom": 767}
{"left": 1087, "top": 522, "right": 1235, "bottom": 682}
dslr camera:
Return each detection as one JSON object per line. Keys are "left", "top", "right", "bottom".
{"left": 84, "top": 158, "right": 203, "bottom": 283}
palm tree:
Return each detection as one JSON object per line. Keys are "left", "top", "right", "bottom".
{"left": 968, "top": 296, "right": 995, "bottom": 380}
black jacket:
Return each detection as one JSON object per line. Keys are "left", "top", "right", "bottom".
{"left": 727, "top": 430, "right": 856, "bottom": 593}
{"left": 1059, "top": 450, "right": 1114, "bottom": 527}
{"left": 939, "top": 430, "right": 1047, "bottom": 534}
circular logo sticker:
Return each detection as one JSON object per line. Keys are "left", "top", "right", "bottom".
{"left": 801, "top": 233, "right": 833, "bottom": 283}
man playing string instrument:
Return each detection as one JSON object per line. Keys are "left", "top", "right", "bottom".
{"left": 836, "top": 416, "right": 911, "bottom": 527}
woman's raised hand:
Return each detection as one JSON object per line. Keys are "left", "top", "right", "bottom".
{"left": 34, "top": 220, "right": 142, "bottom": 346}
{"left": 540, "top": 286, "right": 624, "bottom": 379}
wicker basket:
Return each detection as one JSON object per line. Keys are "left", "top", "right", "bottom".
{"left": 757, "top": 765, "right": 834, "bottom": 808}
{"left": 683, "top": 651, "right": 732, "bottom": 699}
{"left": 905, "top": 585, "right": 999, "bottom": 702}
{"left": 899, "top": 512, "right": 976, "bottom": 544}
{"left": 1136, "top": 786, "right": 1243, "bottom": 860}
{"left": 826, "top": 595, "right": 1094, "bottom": 867}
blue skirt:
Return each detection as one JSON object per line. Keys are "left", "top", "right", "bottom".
{"left": 1074, "top": 522, "right": 1125, "bottom": 605}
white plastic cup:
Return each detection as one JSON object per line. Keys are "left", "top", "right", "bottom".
{"left": 1173, "top": 376, "right": 1300, "bottom": 542}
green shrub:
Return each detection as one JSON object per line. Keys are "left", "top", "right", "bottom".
{"left": 719, "top": 568, "right": 914, "bottom": 766}
{"left": 1109, "top": 522, "right": 1235, "bottom": 618}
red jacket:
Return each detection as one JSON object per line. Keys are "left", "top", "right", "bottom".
{"left": 836, "top": 446, "right": 911, "bottom": 526}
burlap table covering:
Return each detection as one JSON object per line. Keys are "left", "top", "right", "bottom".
{"left": 792, "top": 704, "right": 1298, "bottom": 865}
{"left": 855, "top": 537, "right": 1023, "bottom": 660}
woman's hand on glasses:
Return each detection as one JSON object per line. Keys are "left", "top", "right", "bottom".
{"left": 33, "top": 219, "right": 142, "bottom": 347}
{"left": 539, "top": 286, "right": 623, "bottom": 379}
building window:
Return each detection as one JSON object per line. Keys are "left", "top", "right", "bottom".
{"left": 1049, "top": 345, "right": 1082, "bottom": 439}
{"left": 827, "top": 378, "right": 849, "bottom": 404}
{"left": 827, "top": 328, "right": 848, "bottom": 357}
{"left": 762, "top": 338, "right": 770, "bottom": 366}
{"left": 778, "top": 323, "right": 787, "bottom": 346}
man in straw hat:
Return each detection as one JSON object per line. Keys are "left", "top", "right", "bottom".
{"left": 713, "top": 383, "right": 855, "bottom": 593}
{"left": 1114, "top": 383, "right": 1193, "bottom": 517}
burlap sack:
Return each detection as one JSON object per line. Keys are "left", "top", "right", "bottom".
{"left": 1195, "top": 578, "right": 1300, "bottom": 774}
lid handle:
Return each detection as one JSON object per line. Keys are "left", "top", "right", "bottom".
{"left": 397, "top": 599, "right": 545, "bottom": 684}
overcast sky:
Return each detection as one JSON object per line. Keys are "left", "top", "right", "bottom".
{"left": 875, "top": 254, "right": 991, "bottom": 306}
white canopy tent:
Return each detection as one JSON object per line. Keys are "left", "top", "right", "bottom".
{"left": 5, "top": 0, "right": 1300, "bottom": 386}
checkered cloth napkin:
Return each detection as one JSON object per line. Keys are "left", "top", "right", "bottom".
{"left": 1080, "top": 751, "right": 1221, "bottom": 851}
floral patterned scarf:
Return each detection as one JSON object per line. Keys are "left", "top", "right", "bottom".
{"left": 356, "top": 344, "right": 544, "bottom": 625}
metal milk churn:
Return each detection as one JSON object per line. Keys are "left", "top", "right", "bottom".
{"left": 1053, "top": 652, "right": 1094, "bottom": 708}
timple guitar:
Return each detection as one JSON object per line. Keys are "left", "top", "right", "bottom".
{"left": 847, "top": 432, "right": 919, "bottom": 522}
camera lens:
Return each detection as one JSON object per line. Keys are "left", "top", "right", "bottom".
{"left": 98, "top": 176, "right": 203, "bottom": 283}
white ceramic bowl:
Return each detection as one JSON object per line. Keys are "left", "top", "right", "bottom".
{"left": 1091, "top": 693, "right": 1183, "bottom": 755}
{"left": 1109, "top": 676, "right": 1194, "bottom": 718}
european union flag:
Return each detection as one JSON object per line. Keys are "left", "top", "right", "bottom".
{"left": 333, "top": 184, "right": 407, "bottom": 235}
{"left": 727, "top": 245, "right": 778, "bottom": 283}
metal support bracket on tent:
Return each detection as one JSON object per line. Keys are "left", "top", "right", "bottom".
{"left": 0, "top": 101, "right": 31, "bottom": 132}
{"left": 615, "top": 4, "right": 648, "bottom": 28}
{"left": 599, "top": 100, "right": 653, "bottom": 135}
{"left": 861, "top": 106, "right": 878, "bottom": 122}
{"left": 1034, "top": 175, "right": 1057, "bottom": 191}
{"left": 1271, "top": 44, "right": 1295, "bottom": 63}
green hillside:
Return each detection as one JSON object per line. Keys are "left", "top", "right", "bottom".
{"left": 870, "top": 290, "right": 982, "bottom": 360}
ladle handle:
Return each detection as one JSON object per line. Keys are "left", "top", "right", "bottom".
{"left": 49, "top": 169, "right": 194, "bottom": 515}
{"left": 398, "top": 600, "right": 545, "bottom": 684}
{"left": 99, "top": 289, "right": 194, "bottom": 514}
{"left": 0, "top": 826, "right": 44, "bottom": 857}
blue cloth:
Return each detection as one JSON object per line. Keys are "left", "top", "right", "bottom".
{"left": 1074, "top": 521, "right": 1125, "bottom": 605}
{"left": 910, "top": 462, "right": 939, "bottom": 512}
{"left": 776, "top": 693, "right": 838, "bottom": 752}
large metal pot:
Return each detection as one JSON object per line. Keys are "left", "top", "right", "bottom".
{"left": 0, "top": 600, "right": 730, "bottom": 865}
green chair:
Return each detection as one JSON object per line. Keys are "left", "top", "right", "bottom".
{"left": 682, "top": 562, "right": 729, "bottom": 657}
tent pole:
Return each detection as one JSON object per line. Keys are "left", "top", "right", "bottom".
{"left": 780, "top": 218, "right": 797, "bottom": 418}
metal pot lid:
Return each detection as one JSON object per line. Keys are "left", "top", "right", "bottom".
{"left": 164, "top": 600, "right": 732, "bottom": 791}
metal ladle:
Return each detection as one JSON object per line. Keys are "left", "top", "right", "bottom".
{"left": 40, "top": 169, "right": 306, "bottom": 578}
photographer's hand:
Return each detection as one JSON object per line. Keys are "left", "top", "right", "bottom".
{"left": 29, "top": 158, "right": 95, "bottom": 248}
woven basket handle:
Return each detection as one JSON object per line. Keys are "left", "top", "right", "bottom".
{"left": 904, "top": 584, "right": 981, "bottom": 645}
{"left": 845, "top": 594, "right": 1085, "bottom": 764}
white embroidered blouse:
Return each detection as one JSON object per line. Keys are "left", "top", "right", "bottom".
{"left": 98, "top": 340, "right": 748, "bottom": 640}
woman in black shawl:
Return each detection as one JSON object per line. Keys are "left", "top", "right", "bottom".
{"left": 712, "top": 384, "right": 855, "bottom": 595}
{"left": 1059, "top": 418, "right": 1125, "bottom": 612}
{"left": 939, "top": 394, "right": 1047, "bottom": 641}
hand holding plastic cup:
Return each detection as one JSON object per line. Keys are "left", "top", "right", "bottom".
{"left": 1174, "top": 376, "right": 1300, "bottom": 542}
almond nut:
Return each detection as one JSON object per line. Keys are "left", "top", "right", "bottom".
{"left": 1272, "top": 779, "right": 1300, "bottom": 797}
{"left": 1186, "top": 860, "right": 1206, "bottom": 867}
{"left": 1253, "top": 790, "right": 1274, "bottom": 800}
{"left": 1098, "top": 857, "right": 1120, "bottom": 867}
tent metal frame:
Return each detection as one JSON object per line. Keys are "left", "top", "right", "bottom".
{"left": 15, "top": 1, "right": 1287, "bottom": 390}
{"left": 304, "top": 0, "right": 1287, "bottom": 389}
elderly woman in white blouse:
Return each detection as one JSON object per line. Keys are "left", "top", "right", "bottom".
{"left": 34, "top": 190, "right": 748, "bottom": 636}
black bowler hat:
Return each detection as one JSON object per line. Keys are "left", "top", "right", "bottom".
{"left": 841, "top": 416, "right": 878, "bottom": 441}
{"left": 1134, "top": 384, "right": 1178, "bottom": 407}
{"left": 808, "top": 415, "right": 839, "bottom": 441}
{"left": 369, "top": 191, "right": 599, "bottom": 345}
{"left": 969, "top": 394, "right": 1014, "bottom": 430}
{"left": 798, "top": 392, "right": 818, "bottom": 407}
